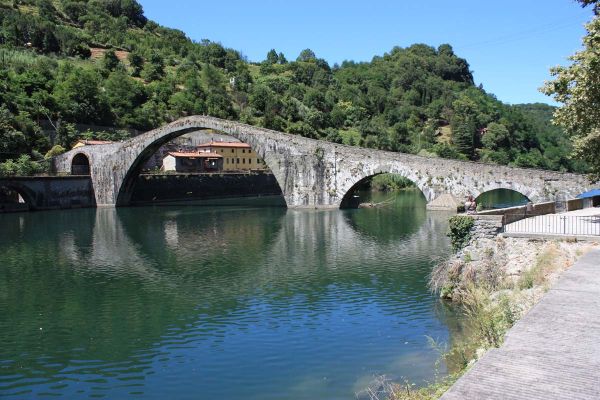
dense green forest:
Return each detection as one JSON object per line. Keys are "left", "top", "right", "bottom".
{"left": 0, "top": 0, "right": 587, "bottom": 175}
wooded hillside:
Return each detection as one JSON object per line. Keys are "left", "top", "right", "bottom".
{"left": 0, "top": 0, "right": 586, "bottom": 175}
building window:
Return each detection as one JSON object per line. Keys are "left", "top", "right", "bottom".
{"left": 242, "top": 158, "right": 245, "bottom": 164}
{"left": 231, "top": 149, "right": 234, "bottom": 153}
{"left": 237, "top": 158, "right": 240, "bottom": 164}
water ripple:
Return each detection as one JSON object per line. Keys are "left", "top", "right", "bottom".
{"left": 0, "top": 194, "right": 463, "bottom": 399}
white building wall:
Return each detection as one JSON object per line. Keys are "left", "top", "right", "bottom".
{"left": 162, "top": 155, "right": 176, "bottom": 171}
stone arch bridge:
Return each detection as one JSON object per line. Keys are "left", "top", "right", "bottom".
{"left": 52, "top": 116, "right": 592, "bottom": 209}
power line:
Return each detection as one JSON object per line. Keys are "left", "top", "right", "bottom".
{"left": 455, "top": 13, "right": 591, "bottom": 51}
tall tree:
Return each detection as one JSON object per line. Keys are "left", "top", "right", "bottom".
{"left": 296, "top": 48, "right": 317, "bottom": 62}
{"left": 541, "top": 4, "right": 600, "bottom": 180}
{"left": 127, "top": 51, "right": 144, "bottom": 77}
{"left": 266, "top": 49, "right": 278, "bottom": 64}
{"left": 102, "top": 50, "right": 120, "bottom": 73}
{"left": 451, "top": 96, "right": 478, "bottom": 159}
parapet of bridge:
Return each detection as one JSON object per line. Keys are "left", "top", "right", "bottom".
{"left": 52, "top": 116, "right": 593, "bottom": 209}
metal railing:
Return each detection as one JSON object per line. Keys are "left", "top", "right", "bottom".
{"left": 503, "top": 214, "right": 600, "bottom": 236}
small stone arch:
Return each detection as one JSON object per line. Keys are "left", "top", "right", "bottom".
{"left": 339, "top": 170, "right": 430, "bottom": 209}
{"left": 471, "top": 181, "right": 535, "bottom": 204}
{"left": 0, "top": 183, "right": 35, "bottom": 211}
{"left": 475, "top": 187, "right": 531, "bottom": 210}
{"left": 71, "top": 153, "right": 91, "bottom": 176}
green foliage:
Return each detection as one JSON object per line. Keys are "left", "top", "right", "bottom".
{"left": 541, "top": 11, "right": 600, "bottom": 181}
{"left": 265, "top": 49, "right": 278, "bottom": 64}
{"left": 127, "top": 50, "right": 144, "bottom": 77}
{"left": 102, "top": 49, "right": 120, "bottom": 73}
{"left": 447, "top": 215, "right": 475, "bottom": 251}
{"left": 296, "top": 48, "right": 317, "bottom": 62}
{"left": 141, "top": 52, "right": 165, "bottom": 82}
{"left": 370, "top": 174, "right": 415, "bottom": 191}
{"left": 55, "top": 122, "right": 78, "bottom": 148}
{"left": 53, "top": 64, "right": 108, "bottom": 122}
{"left": 0, "top": 154, "right": 46, "bottom": 176}
{"left": 460, "top": 286, "right": 517, "bottom": 349}
{"left": 0, "top": 0, "right": 586, "bottom": 176}
{"left": 573, "top": 129, "right": 600, "bottom": 181}
{"left": 451, "top": 95, "right": 479, "bottom": 159}
{"left": 44, "top": 144, "right": 66, "bottom": 158}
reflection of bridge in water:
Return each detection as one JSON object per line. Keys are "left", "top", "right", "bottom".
{"left": 62, "top": 206, "right": 452, "bottom": 295}
{"left": 2, "top": 204, "right": 451, "bottom": 357}
{"left": 0, "top": 203, "right": 460, "bottom": 398}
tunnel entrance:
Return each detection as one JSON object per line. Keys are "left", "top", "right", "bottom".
{"left": 71, "top": 153, "right": 91, "bottom": 176}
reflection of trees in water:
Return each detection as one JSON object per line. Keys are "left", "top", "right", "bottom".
{"left": 477, "top": 189, "right": 529, "bottom": 209}
{"left": 0, "top": 203, "right": 456, "bottom": 384}
{"left": 344, "top": 189, "right": 427, "bottom": 242}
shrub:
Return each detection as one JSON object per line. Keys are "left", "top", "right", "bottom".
{"left": 45, "top": 145, "right": 66, "bottom": 158}
{"left": 0, "top": 155, "right": 46, "bottom": 177}
{"left": 447, "top": 215, "right": 475, "bottom": 251}
{"left": 370, "top": 173, "right": 415, "bottom": 191}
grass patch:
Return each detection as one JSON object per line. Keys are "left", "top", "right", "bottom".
{"left": 517, "top": 244, "right": 560, "bottom": 290}
{"left": 359, "top": 373, "right": 462, "bottom": 400}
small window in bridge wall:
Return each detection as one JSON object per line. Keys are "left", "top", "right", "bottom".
{"left": 71, "top": 153, "right": 91, "bottom": 176}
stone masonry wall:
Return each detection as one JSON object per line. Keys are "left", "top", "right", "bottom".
{"left": 52, "top": 116, "right": 594, "bottom": 208}
{"left": 470, "top": 215, "right": 504, "bottom": 241}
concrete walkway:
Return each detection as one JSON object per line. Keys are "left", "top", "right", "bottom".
{"left": 441, "top": 249, "right": 600, "bottom": 400}
{"left": 504, "top": 207, "right": 600, "bottom": 237}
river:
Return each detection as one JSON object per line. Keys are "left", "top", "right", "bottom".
{"left": 0, "top": 190, "right": 468, "bottom": 399}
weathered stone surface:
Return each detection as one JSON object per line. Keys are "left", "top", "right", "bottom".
{"left": 426, "top": 193, "right": 462, "bottom": 211}
{"left": 52, "top": 116, "right": 593, "bottom": 208}
{"left": 471, "top": 215, "right": 504, "bottom": 240}
{"left": 0, "top": 176, "right": 95, "bottom": 211}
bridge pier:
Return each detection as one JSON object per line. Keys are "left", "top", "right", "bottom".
{"left": 426, "top": 193, "right": 463, "bottom": 211}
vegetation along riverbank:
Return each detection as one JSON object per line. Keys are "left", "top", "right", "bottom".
{"left": 363, "top": 215, "right": 599, "bottom": 400}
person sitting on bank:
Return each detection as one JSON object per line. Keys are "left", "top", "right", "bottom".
{"left": 465, "top": 195, "right": 477, "bottom": 214}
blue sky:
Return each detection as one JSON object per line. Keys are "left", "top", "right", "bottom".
{"left": 139, "top": 1, "right": 594, "bottom": 105}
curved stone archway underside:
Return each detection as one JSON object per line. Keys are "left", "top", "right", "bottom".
{"left": 52, "top": 116, "right": 593, "bottom": 208}
{"left": 0, "top": 182, "right": 35, "bottom": 209}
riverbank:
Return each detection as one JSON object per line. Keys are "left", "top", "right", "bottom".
{"left": 380, "top": 233, "right": 599, "bottom": 399}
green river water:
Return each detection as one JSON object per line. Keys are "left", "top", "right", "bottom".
{"left": 0, "top": 190, "right": 473, "bottom": 399}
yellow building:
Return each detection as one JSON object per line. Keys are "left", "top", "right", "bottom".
{"left": 196, "top": 141, "right": 267, "bottom": 172}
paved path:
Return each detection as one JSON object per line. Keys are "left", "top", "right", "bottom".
{"left": 441, "top": 249, "right": 600, "bottom": 400}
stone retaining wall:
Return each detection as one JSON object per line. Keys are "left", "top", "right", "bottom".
{"left": 471, "top": 215, "right": 504, "bottom": 241}
{"left": 130, "top": 172, "right": 282, "bottom": 204}
{"left": 0, "top": 176, "right": 95, "bottom": 212}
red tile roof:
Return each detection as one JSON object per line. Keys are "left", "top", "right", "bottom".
{"left": 167, "top": 152, "right": 223, "bottom": 158}
{"left": 197, "top": 141, "right": 251, "bottom": 149}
